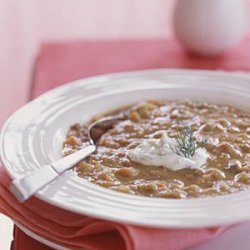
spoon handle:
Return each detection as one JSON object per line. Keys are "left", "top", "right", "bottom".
{"left": 10, "top": 145, "right": 96, "bottom": 202}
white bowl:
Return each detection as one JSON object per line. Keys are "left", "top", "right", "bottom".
{"left": 1, "top": 69, "right": 250, "bottom": 228}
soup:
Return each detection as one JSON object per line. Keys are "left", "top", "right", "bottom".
{"left": 62, "top": 100, "right": 250, "bottom": 199}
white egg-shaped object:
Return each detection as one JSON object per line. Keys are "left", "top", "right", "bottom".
{"left": 173, "top": 0, "right": 248, "bottom": 56}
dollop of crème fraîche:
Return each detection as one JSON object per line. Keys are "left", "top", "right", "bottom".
{"left": 127, "top": 133, "right": 209, "bottom": 171}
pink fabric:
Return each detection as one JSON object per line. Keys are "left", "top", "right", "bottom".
{"left": 32, "top": 38, "right": 250, "bottom": 98}
{"left": 12, "top": 227, "right": 51, "bottom": 250}
{"left": 3, "top": 38, "right": 244, "bottom": 249}
{"left": 0, "top": 168, "right": 224, "bottom": 250}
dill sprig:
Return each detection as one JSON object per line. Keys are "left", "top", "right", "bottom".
{"left": 169, "top": 122, "right": 207, "bottom": 158}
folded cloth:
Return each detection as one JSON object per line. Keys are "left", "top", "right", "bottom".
{"left": 3, "top": 38, "right": 241, "bottom": 249}
{"left": 0, "top": 167, "right": 225, "bottom": 250}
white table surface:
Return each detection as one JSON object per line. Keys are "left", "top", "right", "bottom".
{"left": 0, "top": 214, "right": 13, "bottom": 249}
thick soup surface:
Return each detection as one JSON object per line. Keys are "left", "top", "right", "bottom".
{"left": 62, "top": 100, "right": 250, "bottom": 199}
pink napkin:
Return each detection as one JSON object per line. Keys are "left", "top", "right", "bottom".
{"left": 3, "top": 37, "right": 246, "bottom": 249}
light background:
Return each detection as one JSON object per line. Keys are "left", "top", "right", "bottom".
{"left": 1, "top": 0, "right": 250, "bottom": 249}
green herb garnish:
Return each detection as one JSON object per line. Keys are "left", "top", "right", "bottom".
{"left": 169, "top": 122, "right": 207, "bottom": 158}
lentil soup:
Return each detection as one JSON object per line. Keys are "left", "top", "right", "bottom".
{"left": 62, "top": 100, "right": 250, "bottom": 199}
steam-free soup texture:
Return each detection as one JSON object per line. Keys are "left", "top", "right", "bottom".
{"left": 62, "top": 100, "right": 250, "bottom": 199}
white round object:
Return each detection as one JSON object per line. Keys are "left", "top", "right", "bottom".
{"left": 173, "top": 0, "right": 247, "bottom": 56}
{"left": 1, "top": 69, "right": 250, "bottom": 229}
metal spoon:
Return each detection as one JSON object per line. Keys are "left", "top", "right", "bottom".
{"left": 10, "top": 113, "right": 125, "bottom": 202}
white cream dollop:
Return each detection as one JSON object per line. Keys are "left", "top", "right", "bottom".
{"left": 127, "top": 133, "right": 209, "bottom": 171}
